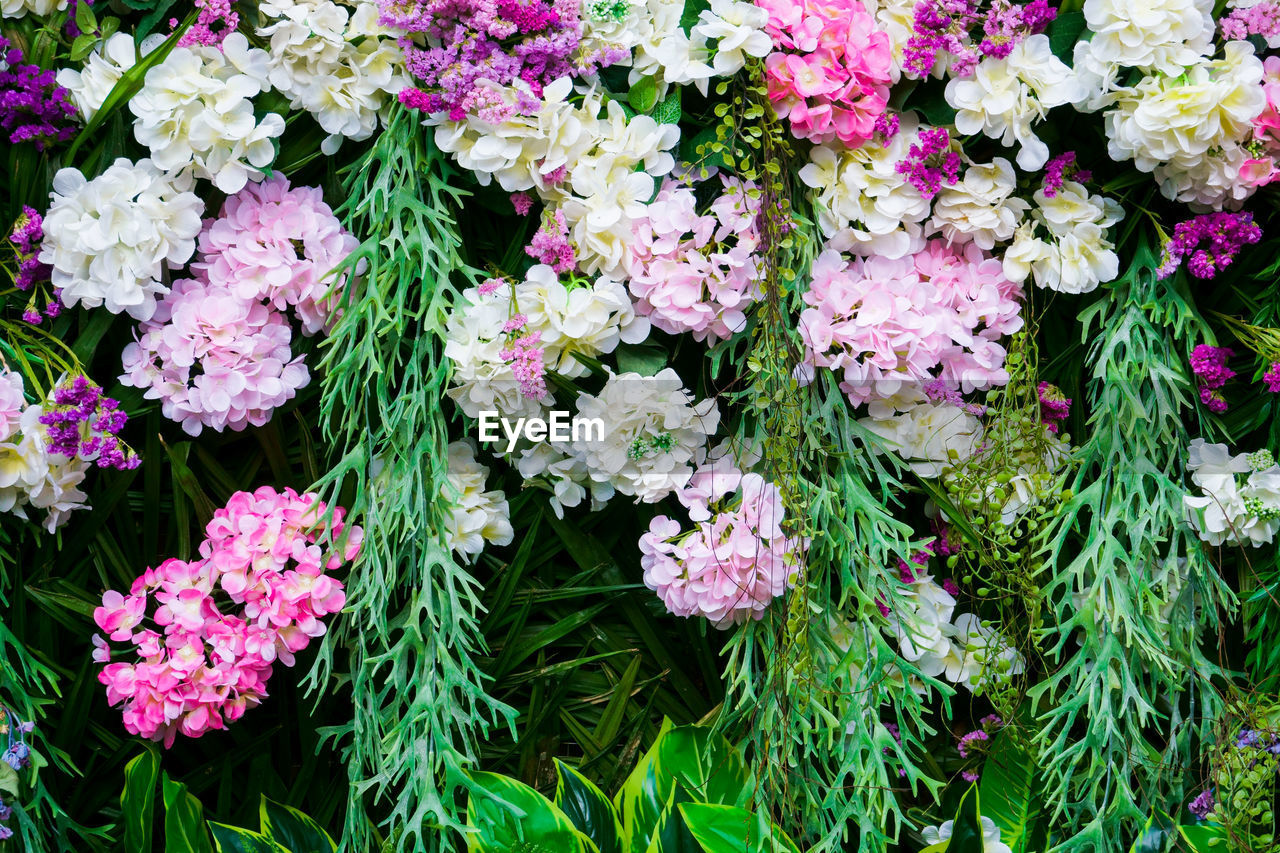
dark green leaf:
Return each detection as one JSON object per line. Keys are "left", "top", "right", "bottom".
{"left": 162, "top": 773, "right": 214, "bottom": 853}
{"left": 208, "top": 823, "right": 292, "bottom": 853}
{"left": 259, "top": 796, "right": 336, "bottom": 853}
{"left": 122, "top": 745, "right": 161, "bottom": 853}
{"left": 555, "top": 760, "right": 624, "bottom": 853}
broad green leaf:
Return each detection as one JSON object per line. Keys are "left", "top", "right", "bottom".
{"left": 676, "top": 803, "right": 800, "bottom": 853}
{"left": 946, "top": 787, "right": 987, "bottom": 853}
{"left": 1128, "top": 812, "right": 1175, "bottom": 853}
{"left": 657, "top": 727, "right": 751, "bottom": 808}
{"left": 642, "top": 786, "right": 699, "bottom": 853}
{"left": 1046, "top": 10, "right": 1088, "bottom": 60}
{"left": 1176, "top": 824, "right": 1228, "bottom": 852}
{"left": 259, "top": 796, "right": 336, "bottom": 853}
{"left": 208, "top": 823, "right": 292, "bottom": 853}
{"left": 162, "top": 773, "right": 214, "bottom": 853}
{"left": 977, "top": 733, "right": 1040, "bottom": 852}
{"left": 465, "top": 770, "right": 588, "bottom": 853}
{"left": 0, "top": 763, "right": 18, "bottom": 798}
{"left": 615, "top": 344, "right": 670, "bottom": 377}
{"left": 555, "top": 760, "right": 624, "bottom": 853}
{"left": 628, "top": 77, "right": 659, "bottom": 114}
{"left": 616, "top": 718, "right": 677, "bottom": 853}
{"left": 122, "top": 745, "right": 161, "bottom": 853}
{"left": 652, "top": 89, "right": 682, "bottom": 126}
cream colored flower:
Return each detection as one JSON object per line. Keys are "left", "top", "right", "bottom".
{"left": 57, "top": 32, "right": 165, "bottom": 122}
{"left": 929, "top": 157, "right": 1029, "bottom": 250}
{"left": 1082, "top": 0, "right": 1214, "bottom": 74}
{"left": 859, "top": 400, "right": 983, "bottom": 479}
{"left": 442, "top": 441, "right": 513, "bottom": 560}
{"left": 1001, "top": 182, "right": 1123, "bottom": 294}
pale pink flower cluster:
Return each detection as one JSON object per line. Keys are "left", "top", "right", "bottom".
{"left": 120, "top": 176, "right": 356, "bottom": 435}
{"left": 1244, "top": 56, "right": 1280, "bottom": 187}
{"left": 625, "top": 176, "right": 765, "bottom": 341}
{"left": 798, "top": 240, "right": 1023, "bottom": 406}
{"left": 93, "top": 487, "right": 361, "bottom": 747}
{"left": 758, "top": 0, "right": 894, "bottom": 146}
{"left": 640, "top": 472, "right": 806, "bottom": 628}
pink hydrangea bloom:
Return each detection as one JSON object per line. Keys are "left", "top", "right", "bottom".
{"left": 120, "top": 275, "right": 310, "bottom": 436}
{"left": 797, "top": 240, "right": 1023, "bottom": 406}
{"left": 93, "top": 488, "right": 361, "bottom": 747}
{"left": 640, "top": 473, "right": 806, "bottom": 628}
{"left": 626, "top": 177, "right": 764, "bottom": 342}
{"left": 758, "top": 0, "right": 893, "bottom": 146}
{"left": 1245, "top": 56, "right": 1280, "bottom": 186}
{"left": 194, "top": 174, "right": 358, "bottom": 336}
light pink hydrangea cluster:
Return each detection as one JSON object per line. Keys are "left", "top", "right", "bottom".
{"left": 625, "top": 176, "right": 765, "bottom": 342}
{"left": 121, "top": 176, "right": 356, "bottom": 435}
{"left": 640, "top": 472, "right": 806, "bottom": 628}
{"left": 758, "top": 0, "right": 894, "bottom": 146}
{"left": 797, "top": 240, "right": 1023, "bottom": 406}
{"left": 1243, "top": 56, "right": 1280, "bottom": 187}
{"left": 92, "top": 487, "right": 361, "bottom": 747}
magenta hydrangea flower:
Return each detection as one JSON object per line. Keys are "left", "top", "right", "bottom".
{"left": 93, "top": 487, "right": 361, "bottom": 746}
{"left": 120, "top": 276, "right": 310, "bottom": 436}
{"left": 1264, "top": 362, "right": 1280, "bottom": 393}
{"left": 798, "top": 240, "right": 1024, "bottom": 406}
{"left": 625, "top": 176, "right": 765, "bottom": 342}
{"left": 640, "top": 473, "right": 806, "bottom": 628}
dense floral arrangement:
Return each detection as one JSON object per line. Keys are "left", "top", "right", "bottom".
{"left": 5, "top": 0, "right": 1280, "bottom": 849}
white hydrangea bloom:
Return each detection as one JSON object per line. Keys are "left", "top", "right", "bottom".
{"left": 56, "top": 33, "right": 166, "bottom": 122}
{"left": 691, "top": 0, "right": 772, "bottom": 76}
{"left": 571, "top": 368, "right": 719, "bottom": 503}
{"left": 129, "top": 33, "right": 285, "bottom": 193}
{"left": 1103, "top": 42, "right": 1265, "bottom": 174}
{"left": 1153, "top": 141, "right": 1259, "bottom": 211}
{"left": 1184, "top": 439, "right": 1280, "bottom": 546}
{"left": 929, "top": 157, "right": 1029, "bottom": 250}
{"left": 257, "top": 0, "right": 408, "bottom": 154}
{"left": 799, "top": 117, "right": 930, "bottom": 259}
{"left": 2, "top": 0, "right": 65, "bottom": 18}
{"left": 39, "top": 158, "right": 204, "bottom": 321}
{"left": 515, "top": 443, "right": 616, "bottom": 517}
{"left": 886, "top": 574, "right": 957, "bottom": 677}
{"left": 859, "top": 400, "right": 983, "bottom": 478}
{"left": 922, "top": 816, "right": 1014, "bottom": 853}
{"left": 1082, "top": 0, "right": 1214, "bottom": 75}
{"left": 945, "top": 34, "right": 1085, "bottom": 170}
{"left": 443, "top": 267, "right": 650, "bottom": 417}
{"left": 1001, "top": 181, "right": 1123, "bottom": 294}
{"left": 442, "top": 441, "right": 514, "bottom": 560}
{"left": 944, "top": 612, "right": 1026, "bottom": 690}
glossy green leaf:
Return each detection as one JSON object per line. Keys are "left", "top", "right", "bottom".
{"left": 1127, "top": 812, "right": 1175, "bottom": 853}
{"left": 657, "top": 726, "right": 751, "bottom": 808}
{"left": 628, "top": 77, "right": 659, "bottom": 114}
{"left": 1176, "top": 824, "right": 1228, "bottom": 852}
{"left": 465, "top": 770, "right": 588, "bottom": 853}
{"left": 616, "top": 718, "right": 677, "bottom": 853}
{"left": 978, "top": 733, "right": 1040, "bottom": 852}
{"left": 676, "top": 803, "right": 800, "bottom": 853}
{"left": 947, "top": 787, "right": 987, "bottom": 853}
{"left": 162, "top": 773, "right": 214, "bottom": 853}
{"left": 259, "top": 796, "right": 336, "bottom": 853}
{"left": 208, "top": 822, "right": 292, "bottom": 853}
{"left": 121, "top": 745, "right": 161, "bottom": 853}
{"left": 556, "top": 760, "right": 624, "bottom": 853}
{"left": 642, "top": 786, "right": 699, "bottom": 853}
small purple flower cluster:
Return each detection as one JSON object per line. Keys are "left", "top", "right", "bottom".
{"left": 526, "top": 208, "right": 575, "bottom": 273}
{"left": 1037, "top": 381, "right": 1070, "bottom": 432}
{"left": 902, "top": 0, "right": 1055, "bottom": 78}
{"left": 0, "top": 38, "right": 78, "bottom": 150}
{"left": 1190, "top": 344, "right": 1235, "bottom": 414}
{"left": 1221, "top": 1, "right": 1280, "bottom": 40}
{"left": 1157, "top": 212, "right": 1262, "bottom": 281}
{"left": 874, "top": 110, "right": 900, "bottom": 140}
{"left": 8, "top": 207, "right": 63, "bottom": 325}
{"left": 177, "top": 0, "right": 240, "bottom": 48}
{"left": 1188, "top": 787, "right": 1215, "bottom": 820}
{"left": 37, "top": 376, "right": 140, "bottom": 470}
{"left": 497, "top": 315, "right": 547, "bottom": 399}
{"left": 383, "top": 0, "right": 622, "bottom": 121}
{"left": 1264, "top": 362, "right": 1280, "bottom": 393}
{"left": 0, "top": 708, "right": 33, "bottom": 841}
{"left": 896, "top": 127, "right": 962, "bottom": 198}
{"left": 1041, "top": 152, "right": 1091, "bottom": 198}
{"left": 956, "top": 713, "right": 1003, "bottom": 782}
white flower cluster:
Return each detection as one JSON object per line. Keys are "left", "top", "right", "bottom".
{"left": 39, "top": 158, "right": 204, "bottom": 321}
{"left": 57, "top": 32, "right": 165, "bottom": 122}
{"left": 860, "top": 398, "right": 983, "bottom": 479}
{"left": 443, "top": 265, "right": 651, "bottom": 418}
{"left": 129, "top": 33, "right": 285, "bottom": 193}
{"left": 1, "top": 0, "right": 64, "bottom": 18}
{"left": 257, "top": 0, "right": 408, "bottom": 154}
{"left": 887, "top": 571, "right": 1025, "bottom": 692}
{"left": 1002, "top": 181, "right": 1124, "bottom": 294}
{"left": 945, "top": 34, "right": 1083, "bottom": 171}
{"left": 431, "top": 78, "right": 681, "bottom": 277}
{"left": 0, "top": 373, "right": 89, "bottom": 533}
{"left": 442, "top": 441, "right": 514, "bottom": 561}
{"left": 1079, "top": 0, "right": 1215, "bottom": 77}
{"left": 922, "top": 816, "right": 1014, "bottom": 853}
{"left": 798, "top": 118, "right": 931, "bottom": 259}
{"left": 515, "top": 369, "right": 719, "bottom": 515}
{"left": 930, "top": 157, "right": 1029, "bottom": 251}
{"left": 1184, "top": 439, "right": 1280, "bottom": 547}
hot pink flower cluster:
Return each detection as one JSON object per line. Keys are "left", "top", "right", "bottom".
{"left": 640, "top": 473, "right": 806, "bottom": 628}
{"left": 120, "top": 176, "right": 356, "bottom": 435}
{"left": 93, "top": 487, "right": 361, "bottom": 747}
{"left": 798, "top": 240, "right": 1023, "bottom": 406}
{"left": 625, "top": 176, "right": 764, "bottom": 342}
{"left": 758, "top": 0, "right": 894, "bottom": 146}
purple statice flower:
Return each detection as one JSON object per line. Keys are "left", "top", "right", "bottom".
{"left": 1221, "top": 1, "right": 1280, "bottom": 40}
{"left": 0, "top": 39, "right": 78, "bottom": 150}
{"left": 1041, "top": 151, "right": 1091, "bottom": 198}
{"left": 1188, "top": 788, "right": 1215, "bottom": 819}
{"left": 1190, "top": 345, "right": 1235, "bottom": 390}
{"left": 1265, "top": 362, "right": 1280, "bottom": 393}
{"left": 874, "top": 111, "right": 900, "bottom": 140}
{"left": 1037, "top": 381, "right": 1071, "bottom": 432}
{"left": 942, "top": 578, "right": 960, "bottom": 595}
{"left": 1158, "top": 212, "right": 1262, "bottom": 280}
{"left": 957, "top": 728, "right": 990, "bottom": 758}
{"left": 37, "top": 376, "right": 140, "bottom": 470}
{"left": 499, "top": 330, "right": 547, "bottom": 399}
{"left": 962, "top": 769, "right": 980, "bottom": 782}
{"left": 978, "top": 0, "right": 1055, "bottom": 61}
{"left": 177, "top": 0, "right": 240, "bottom": 47}
{"left": 526, "top": 208, "right": 575, "bottom": 273}
{"left": 896, "top": 127, "right": 962, "bottom": 198}
{"left": 8, "top": 207, "right": 49, "bottom": 292}
{"left": 979, "top": 713, "right": 1003, "bottom": 730}
{"left": 903, "top": 0, "right": 982, "bottom": 77}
